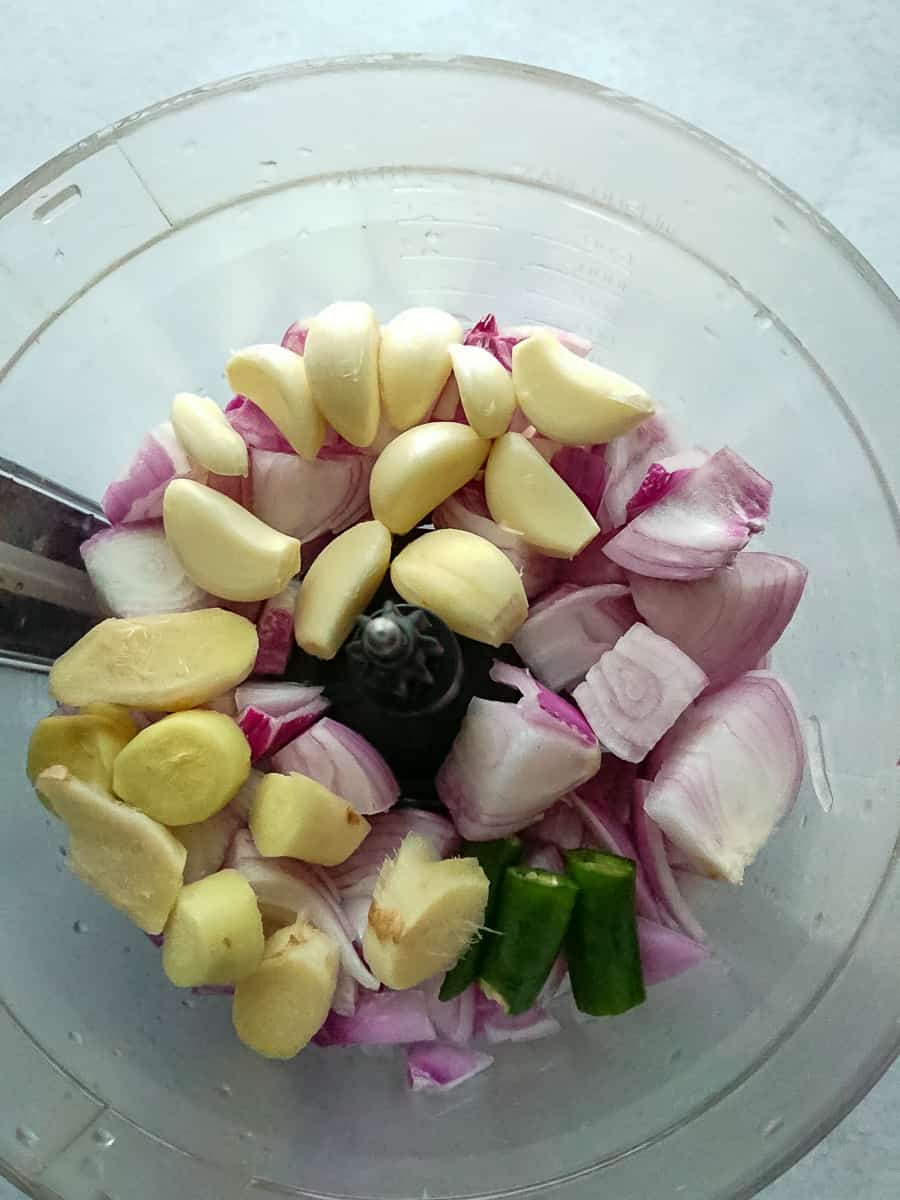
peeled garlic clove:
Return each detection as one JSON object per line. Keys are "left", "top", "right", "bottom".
{"left": 225, "top": 344, "right": 325, "bottom": 460}
{"left": 512, "top": 330, "right": 654, "bottom": 445}
{"left": 379, "top": 307, "right": 463, "bottom": 431}
{"left": 37, "top": 766, "right": 186, "bottom": 934}
{"left": 27, "top": 709, "right": 138, "bottom": 812}
{"left": 363, "top": 834, "right": 489, "bottom": 990}
{"left": 485, "top": 433, "right": 600, "bottom": 559}
{"left": 250, "top": 772, "right": 370, "bottom": 865}
{"left": 164, "top": 479, "right": 300, "bottom": 601}
{"left": 113, "top": 710, "right": 251, "bottom": 826}
{"left": 162, "top": 869, "right": 264, "bottom": 987}
{"left": 233, "top": 920, "right": 339, "bottom": 1059}
{"left": 294, "top": 520, "right": 391, "bottom": 660}
{"left": 370, "top": 423, "right": 490, "bottom": 534}
{"left": 171, "top": 392, "right": 249, "bottom": 477}
{"left": 49, "top": 609, "right": 258, "bottom": 711}
{"left": 390, "top": 528, "right": 528, "bottom": 646}
{"left": 449, "top": 344, "right": 516, "bottom": 438}
{"left": 304, "top": 302, "right": 381, "bottom": 448}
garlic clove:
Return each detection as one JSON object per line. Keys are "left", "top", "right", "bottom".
{"left": 225, "top": 344, "right": 325, "bottom": 460}
{"left": 304, "top": 302, "right": 381, "bottom": 448}
{"left": 512, "top": 331, "right": 654, "bottom": 445}
{"left": 390, "top": 528, "right": 528, "bottom": 647}
{"left": 164, "top": 478, "right": 300, "bottom": 601}
{"left": 293, "top": 520, "right": 391, "bottom": 660}
{"left": 449, "top": 344, "right": 516, "bottom": 438}
{"left": 485, "top": 433, "right": 600, "bottom": 559}
{"left": 369, "top": 422, "right": 490, "bottom": 535}
{"left": 379, "top": 307, "right": 462, "bottom": 431}
{"left": 171, "top": 392, "right": 249, "bottom": 477}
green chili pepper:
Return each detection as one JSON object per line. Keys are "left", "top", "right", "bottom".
{"left": 479, "top": 866, "right": 578, "bottom": 1015}
{"left": 565, "top": 849, "right": 646, "bottom": 1017}
{"left": 439, "top": 836, "right": 522, "bottom": 1001}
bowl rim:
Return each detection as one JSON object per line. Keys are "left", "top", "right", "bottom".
{"left": 0, "top": 52, "right": 898, "bottom": 1200}
{"left": 1, "top": 51, "right": 899, "bottom": 330}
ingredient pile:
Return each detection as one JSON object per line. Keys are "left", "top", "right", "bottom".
{"left": 27, "top": 305, "right": 807, "bottom": 1092}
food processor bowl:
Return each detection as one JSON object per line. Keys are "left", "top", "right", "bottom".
{"left": 0, "top": 55, "right": 897, "bottom": 1200}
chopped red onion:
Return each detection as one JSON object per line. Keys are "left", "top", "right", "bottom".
{"left": 573, "top": 792, "right": 663, "bottom": 923}
{"left": 280, "top": 319, "right": 310, "bottom": 355}
{"left": 316, "top": 987, "right": 436, "bottom": 1046}
{"left": 406, "top": 1042, "right": 494, "bottom": 1091}
{"left": 331, "top": 969, "right": 359, "bottom": 1018}
{"left": 631, "top": 780, "right": 706, "bottom": 942}
{"left": 645, "top": 671, "right": 804, "bottom": 883}
{"left": 229, "top": 830, "right": 378, "bottom": 989}
{"left": 424, "top": 978, "right": 477, "bottom": 1045}
{"left": 560, "top": 535, "right": 629, "bottom": 587}
{"left": 512, "top": 583, "right": 637, "bottom": 691}
{"left": 527, "top": 796, "right": 585, "bottom": 850}
{"left": 601, "top": 413, "right": 683, "bottom": 529}
{"left": 481, "top": 1004, "right": 561, "bottom": 1044}
{"left": 575, "top": 753, "right": 636, "bottom": 823}
{"left": 431, "top": 374, "right": 465, "bottom": 422}
{"left": 433, "top": 480, "right": 558, "bottom": 601}
{"left": 629, "top": 553, "right": 808, "bottom": 688}
{"left": 522, "top": 843, "right": 565, "bottom": 872}
{"left": 180, "top": 805, "right": 243, "bottom": 884}
{"left": 624, "top": 449, "right": 710, "bottom": 525}
{"left": 437, "top": 664, "right": 601, "bottom": 840}
{"left": 81, "top": 522, "right": 209, "bottom": 617}
{"left": 328, "top": 809, "right": 459, "bottom": 896}
{"left": 462, "top": 314, "right": 518, "bottom": 371}
{"left": 101, "top": 423, "right": 201, "bottom": 524}
{"left": 253, "top": 581, "right": 300, "bottom": 676}
{"left": 225, "top": 396, "right": 295, "bottom": 454}
{"left": 550, "top": 445, "right": 608, "bottom": 516}
{"left": 603, "top": 448, "right": 773, "bottom": 580}
{"left": 235, "top": 682, "right": 329, "bottom": 760}
{"left": 573, "top": 623, "right": 708, "bottom": 763}
{"left": 206, "top": 467, "right": 253, "bottom": 512}
{"left": 250, "top": 448, "right": 372, "bottom": 542}
{"left": 636, "top": 918, "right": 711, "bottom": 986}
{"left": 272, "top": 718, "right": 400, "bottom": 816}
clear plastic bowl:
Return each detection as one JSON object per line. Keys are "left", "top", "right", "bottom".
{"left": 1, "top": 55, "right": 898, "bottom": 1200}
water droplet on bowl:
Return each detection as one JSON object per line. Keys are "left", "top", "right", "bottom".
{"left": 753, "top": 310, "right": 773, "bottom": 331}
{"left": 241, "top": 1130, "right": 255, "bottom": 1142}
{"left": 69, "top": 1031, "right": 84, "bottom": 1046}
{"left": 92, "top": 1128, "right": 116, "bottom": 1149}
{"left": 16, "top": 1126, "right": 39, "bottom": 1148}
{"left": 761, "top": 1117, "right": 784, "bottom": 1138}
{"left": 73, "top": 919, "right": 88, "bottom": 934}
{"left": 218, "top": 1083, "right": 233, "bottom": 1098}
{"left": 54, "top": 248, "right": 65, "bottom": 263}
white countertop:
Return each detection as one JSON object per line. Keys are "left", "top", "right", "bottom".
{"left": 1, "top": 1, "right": 898, "bottom": 1197}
